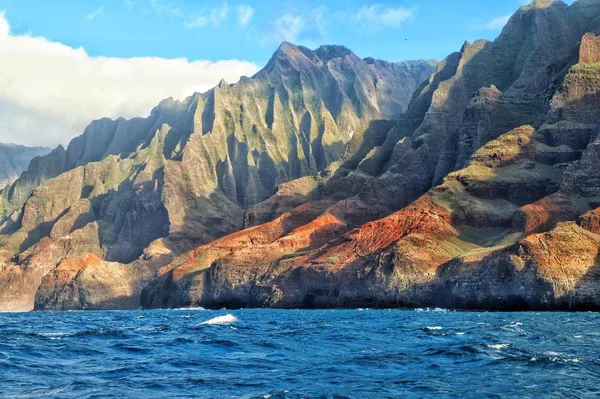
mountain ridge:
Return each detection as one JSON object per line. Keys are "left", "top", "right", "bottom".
{"left": 0, "top": 43, "right": 437, "bottom": 311}
{"left": 137, "top": 0, "right": 600, "bottom": 311}
{"left": 5, "top": 0, "right": 600, "bottom": 311}
{"left": 0, "top": 143, "right": 51, "bottom": 189}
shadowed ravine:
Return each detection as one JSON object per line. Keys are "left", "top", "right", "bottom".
{"left": 3, "top": 0, "right": 600, "bottom": 312}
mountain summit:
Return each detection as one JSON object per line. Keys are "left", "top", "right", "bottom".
{"left": 138, "top": 0, "right": 600, "bottom": 311}
{"left": 4, "top": 0, "right": 600, "bottom": 312}
{"left": 0, "top": 43, "right": 435, "bottom": 311}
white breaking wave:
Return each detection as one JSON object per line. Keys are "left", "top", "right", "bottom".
{"left": 424, "top": 326, "right": 443, "bottom": 331}
{"left": 38, "top": 332, "right": 68, "bottom": 337}
{"left": 565, "top": 358, "right": 581, "bottom": 363}
{"left": 200, "top": 314, "right": 238, "bottom": 325}
{"left": 487, "top": 344, "right": 510, "bottom": 350}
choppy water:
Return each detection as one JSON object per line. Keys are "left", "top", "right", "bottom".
{"left": 1, "top": 309, "right": 599, "bottom": 398}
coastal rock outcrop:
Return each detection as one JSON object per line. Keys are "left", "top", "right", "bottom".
{"left": 141, "top": 0, "right": 600, "bottom": 311}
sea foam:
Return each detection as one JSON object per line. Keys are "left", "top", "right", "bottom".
{"left": 487, "top": 344, "right": 510, "bottom": 350}
{"left": 200, "top": 314, "right": 238, "bottom": 326}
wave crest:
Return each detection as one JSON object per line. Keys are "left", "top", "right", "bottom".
{"left": 200, "top": 314, "right": 238, "bottom": 326}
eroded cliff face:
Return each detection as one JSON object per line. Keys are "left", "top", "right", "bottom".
{"left": 0, "top": 43, "right": 436, "bottom": 311}
{"left": 140, "top": 0, "right": 600, "bottom": 311}
{"left": 5, "top": 0, "right": 600, "bottom": 312}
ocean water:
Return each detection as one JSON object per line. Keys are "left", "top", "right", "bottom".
{"left": 1, "top": 310, "right": 599, "bottom": 398}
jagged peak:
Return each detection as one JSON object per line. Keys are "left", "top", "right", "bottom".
{"left": 363, "top": 56, "right": 383, "bottom": 65}
{"left": 571, "top": 0, "right": 600, "bottom": 9}
{"left": 254, "top": 41, "right": 307, "bottom": 76}
{"left": 270, "top": 41, "right": 303, "bottom": 61}
{"left": 311, "top": 44, "right": 354, "bottom": 61}
{"left": 156, "top": 96, "right": 184, "bottom": 109}
{"left": 519, "top": 0, "right": 566, "bottom": 10}
{"left": 273, "top": 42, "right": 355, "bottom": 63}
{"left": 277, "top": 41, "right": 300, "bottom": 54}
{"left": 458, "top": 39, "right": 489, "bottom": 65}
{"left": 83, "top": 117, "right": 118, "bottom": 131}
{"left": 217, "top": 78, "right": 229, "bottom": 89}
{"left": 149, "top": 96, "right": 188, "bottom": 119}
{"left": 460, "top": 39, "right": 489, "bottom": 54}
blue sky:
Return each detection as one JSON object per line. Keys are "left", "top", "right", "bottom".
{"left": 0, "top": 0, "right": 577, "bottom": 147}
{"left": 0, "top": 0, "right": 573, "bottom": 64}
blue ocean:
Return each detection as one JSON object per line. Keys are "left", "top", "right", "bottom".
{"left": 0, "top": 309, "right": 598, "bottom": 398}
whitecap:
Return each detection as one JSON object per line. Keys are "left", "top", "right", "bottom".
{"left": 424, "top": 326, "right": 443, "bottom": 331}
{"left": 38, "top": 332, "right": 68, "bottom": 337}
{"left": 172, "top": 307, "right": 206, "bottom": 311}
{"left": 455, "top": 332, "right": 466, "bottom": 335}
{"left": 200, "top": 314, "right": 238, "bottom": 325}
{"left": 39, "top": 332, "right": 68, "bottom": 340}
{"left": 487, "top": 343, "right": 510, "bottom": 350}
{"left": 503, "top": 321, "right": 523, "bottom": 329}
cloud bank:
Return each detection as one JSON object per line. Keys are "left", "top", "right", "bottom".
{"left": 0, "top": 11, "right": 259, "bottom": 147}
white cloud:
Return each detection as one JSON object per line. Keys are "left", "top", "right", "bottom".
{"left": 312, "top": 5, "right": 327, "bottom": 37}
{"left": 184, "top": 15, "right": 209, "bottom": 28}
{"left": 469, "top": 13, "right": 511, "bottom": 31}
{"left": 340, "top": 5, "right": 416, "bottom": 31}
{"left": 267, "top": 6, "right": 328, "bottom": 45}
{"left": 236, "top": 4, "right": 254, "bottom": 29}
{"left": 86, "top": 6, "right": 104, "bottom": 21}
{"left": 149, "top": 0, "right": 181, "bottom": 17}
{"left": 0, "top": 11, "right": 8, "bottom": 38}
{"left": 0, "top": 12, "right": 259, "bottom": 147}
{"left": 211, "top": 2, "right": 229, "bottom": 24}
{"left": 483, "top": 14, "right": 511, "bottom": 30}
{"left": 273, "top": 14, "right": 305, "bottom": 43}
{"left": 185, "top": 2, "right": 229, "bottom": 29}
